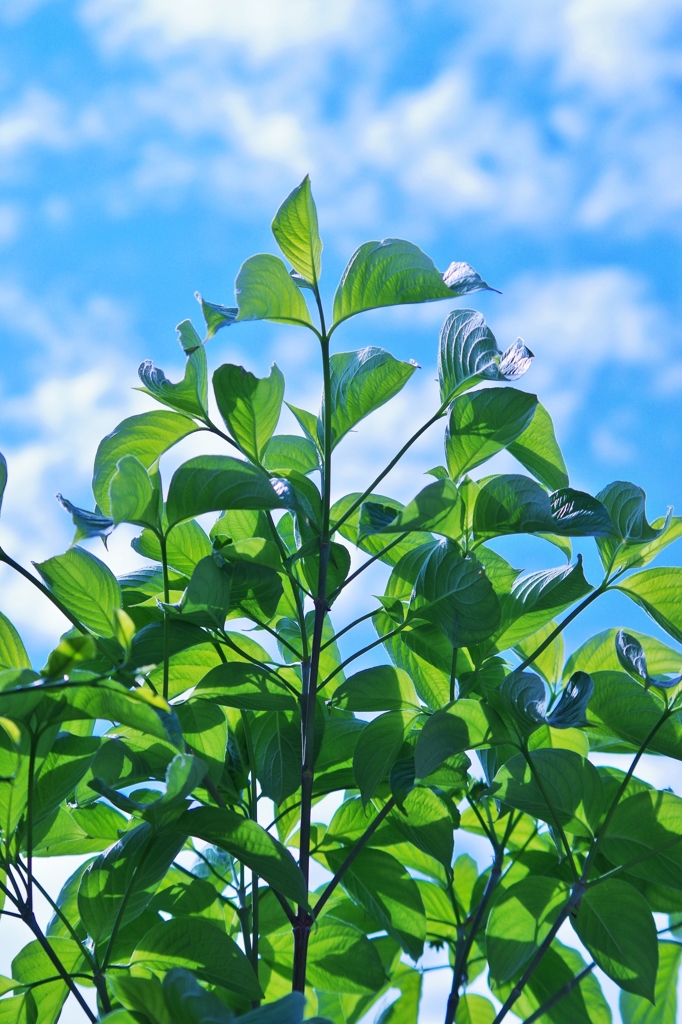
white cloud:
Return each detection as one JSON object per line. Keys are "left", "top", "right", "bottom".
{"left": 492, "top": 267, "right": 668, "bottom": 429}
{"left": 81, "top": 0, "right": 365, "bottom": 61}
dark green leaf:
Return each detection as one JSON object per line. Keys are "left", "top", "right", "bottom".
{"left": 323, "top": 347, "right": 418, "bottom": 449}
{"left": 132, "top": 916, "right": 260, "bottom": 999}
{"left": 573, "top": 879, "right": 657, "bottom": 1000}
{"left": 438, "top": 309, "right": 532, "bottom": 403}
{"left": 234, "top": 253, "right": 313, "bottom": 327}
{"left": 332, "top": 239, "right": 495, "bottom": 327}
{"left": 133, "top": 517, "right": 211, "bottom": 577}
{"left": 271, "top": 175, "right": 322, "bottom": 285}
{"left": 93, "top": 410, "right": 200, "bottom": 515}
{"left": 353, "top": 710, "right": 417, "bottom": 804}
{"left": 326, "top": 845, "right": 426, "bottom": 959}
{"left": 34, "top": 547, "right": 121, "bottom": 637}
{"left": 213, "top": 363, "right": 285, "bottom": 464}
{"left": 474, "top": 476, "right": 615, "bottom": 541}
{"left": 486, "top": 876, "right": 569, "bottom": 982}
{"left": 251, "top": 710, "right": 301, "bottom": 804}
{"left": 491, "top": 749, "right": 604, "bottom": 837}
{"left": 176, "top": 806, "right": 307, "bottom": 905}
{"left": 616, "top": 630, "right": 682, "bottom": 690}
{"left": 409, "top": 541, "right": 501, "bottom": 646}
{"left": 507, "top": 402, "right": 569, "bottom": 491}
{"left": 78, "top": 823, "right": 184, "bottom": 942}
{"left": 445, "top": 387, "right": 538, "bottom": 481}
{"left": 166, "top": 455, "right": 283, "bottom": 527}
{"left": 588, "top": 671, "right": 682, "bottom": 759}
{"left": 414, "top": 701, "right": 502, "bottom": 778}
{"left": 56, "top": 494, "right": 114, "bottom": 543}
{"left": 566, "top": 630, "right": 682, "bottom": 684}
{"left": 304, "top": 917, "right": 388, "bottom": 994}
{"left": 194, "top": 661, "right": 296, "bottom": 711}
{"left": 596, "top": 481, "right": 671, "bottom": 572}
{"left": 493, "top": 558, "right": 592, "bottom": 651}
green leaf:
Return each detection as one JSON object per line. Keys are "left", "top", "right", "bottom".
{"left": 491, "top": 749, "right": 604, "bottom": 837}
{"left": 493, "top": 558, "right": 592, "bottom": 651}
{"left": 333, "top": 492, "right": 431, "bottom": 567}
{"left": 166, "top": 455, "right": 283, "bottom": 527}
{"left": 0, "top": 612, "right": 30, "bottom": 671}
{"left": 93, "top": 410, "right": 200, "bottom": 515}
{"left": 138, "top": 337, "right": 208, "bottom": 420}
{"left": 573, "top": 879, "right": 657, "bottom": 1000}
{"left": 414, "top": 700, "right": 502, "bottom": 778}
{"left": 588, "top": 671, "right": 682, "bottom": 759}
{"left": 507, "top": 401, "right": 569, "bottom": 491}
{"left": 376, "top": 964, "right": 422, "bottom": 1024}
{"left": 234, "top": 253, "right": 313, "bottom": 327}
{"left": 596, "top": 481, "right": 672, "bottom": 572}
{"left": 620, "top": 940, "right": 682, "bottom": 1024}
{"left": 491, "top": 938, "right": 611, "bottom": 1024}
{"left": 133, "top": 517, "right": 211, "bottom": 576}
{"left": 615, "top": 569, "right": 682, "bottom": 645}
{"left": 409, "top": 541, "right": 501, "bottom": 646}
{"left": 331, "top": 666, "right": 419, "bottom": 712}
{"left": 195, "top": 292, "right": 238, "bottom": 339}
{"left": 600, "top": 790, "right": 682, "bottom": 890}
{"left": 109, "top": 455, "right": 159, "bottom": 529}
{"left": 353, "top": 710, "right": 417, "bottom": 804}
{"left": 164, "top": 556, "right": 230, "bottom": 629}
{"left": 360, "top": 480, "right": 463, "bottom": 542}
{"left": 263, "top": 434, "right": 319, "bottom": 476}
{"left": 385, "top": 787, "right": 455, "bottom": 867}
{"left": 239, "top": 995, "right": 305, "bottom": 1024}
{"left": 12, "top": 937, "right": 84, "bottom": 1024}
{"left": 332, "top": 240, "right": 495, "bottom": 327}
{"left": 78, "top": 823, "right": 184, "bottom": 943}
{"left": 438, "top": 309, "right": 533, "bottom": 403}
{"left": 174, "top": 702, "right": 226, "bottom": 785}
{"left": 454, "top": 995, "right": 496, "bottom": 1024}
{"left": 445, "top": 387, "right": 538, "bottom": 481}
{"left": 303, "top": 917, "right": 388, "bottom": 994}
{"left": 565, "top": 630, "right": 682, "bottom": 683}
{"left": 132, "top": 916, "right": 260, "bottom": 999}
{"left": 34, "top": 547, "right": 121, "bottom": 637}
{"left": 514, "top": 621, "right": 564, "bottom": 685}
{"left": 194, "top": 662, "right": 297, "bottom": 711}
{"left": 175, "top": 806, "right": 307, "bottom": 905}
{"left": 271, "top": 175, "right": 322, "bottom": 285}
{"left": 323, "top": 347, "right": 418, "bottom": 450}
{"left": 486, "top": 876, "right": 569, "bottom": 982}
{"left": 213, "top": 363, "right": 285, "bottom": 464}
{"left": 108, "top": 975, "right": 170, "bottom": 1024}
{"left": 325, "top": 846, "right": 426, "bottom": 959}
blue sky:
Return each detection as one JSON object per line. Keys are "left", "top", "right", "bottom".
{"left": 0, "top": 2, "right": 681, "bottom": 1019}
{"left": 1, "top": 0, "right": 680, "bottom": 659}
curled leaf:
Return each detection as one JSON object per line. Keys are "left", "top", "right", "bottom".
{"left": 615, "top": 629, "right": 682, "bottom": 690}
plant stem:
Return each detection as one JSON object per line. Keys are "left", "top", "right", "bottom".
{"left": 313, "top": 798, "right": 396, "bottom": 919}
{"left": 322, "top": 609, "right": 378, "bottom": 651}
{"left": 159, "top": 534, "right": 171, "bottom": 702}
{"left": 292, "top": 298, "right": 332, "bottom": 994}
{"left": 522, "top": 963, "right": 595, "bottom": 1024}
